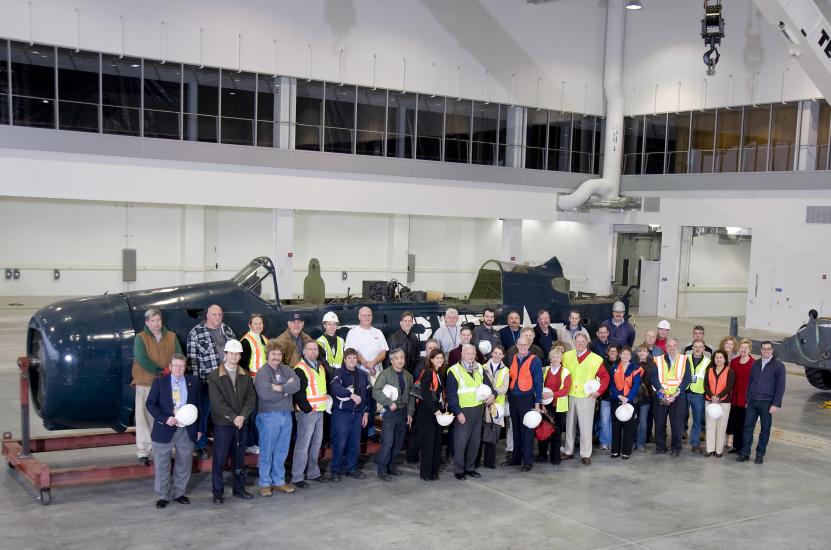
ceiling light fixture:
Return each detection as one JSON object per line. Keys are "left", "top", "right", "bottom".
{"left": 626, "top": 0, "right": 643, "bottom": 10}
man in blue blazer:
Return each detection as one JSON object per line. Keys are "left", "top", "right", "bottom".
{"left": 146, "top": 353, "right": 201, "bottom": 508}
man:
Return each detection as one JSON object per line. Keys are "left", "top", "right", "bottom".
{"left": 652, "top": 338, "right": 690, "bottom": 457}
{"left": 434, "top": 308, "right": 462, "bottom": 354}
{"left": 644, "top": 329, "right": 662, "bottom": 358}
{"left": 601, "top": 301, "right": 636, "bottom": 349}
{"left": 207, "top": 339, "right": 256, "bottom": 503}
{"left": 499, "top": 310, "right": 522, "bottom": 350}
{"left": 533, "top": 309, "right": 556, "bottom": 359}
{"left": 187, "top": 304, "right": 236, "bottom": 460}
{"left": 412, "top": 338, "right": 440, "bottom": 384}
{"left": 448, "top": 326, "right": 486, "bottom": 366}
{"left": 683, "top": 325, "right": 713, "bottom": 357}
{"left": 473, "top": 308, "right": 501, "bottom": 357}
{"left": 505, "top": 326, "right": 546, "bottom": 367}
{"left": 556, "top": 311, "right": 591, "bottom": 351}
{"left": 685, "top": 339, "right": 711, "bottom": 454}
{"left": 317, "top": 311, "right": 345, "bottom": 371}
{"left": 737, "top": 341, "right": 786, "bottom": 465}
{"left": 446, "top": 344, "right": 494, "bottom": 479}
{"left": 386, "top": 311, "right": 421, "bottom": 374}
{"left": 372, "top": 349, "right": 414, "bottom": 481}
{"left": 655, "top": 320, "right": 671, "bottom": 353}
{"left": 562, "top": 333, "right": 608, "bottom": 465}
{"left": 589, "top": 325, "right": 611, "bottom": 358}
{"left": 345, "top": 307, "right": 389, "bottom": 380}
{"left": 505, "top": 338, "right": 543, "bottom": 472}
{"left": 275, "top": 313, "right": 313, "bottom": 368}
{"left": 132, "top": 308, "right": 182, "bottom": 466}
{"left": 292, "top": 340, "right": 330, "bottom": 487}
{"left": 329, "top": 348, "right": 372, "bottom": 482}
{"left": 145, "top": 353, "right": 199, "bottom": 508}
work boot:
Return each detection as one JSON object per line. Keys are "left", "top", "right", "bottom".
{"left": 259, "top": 486, "right": 273, "bottom": 497}
{"left": 273, "top": 483, "right": 296, "bottom": 494}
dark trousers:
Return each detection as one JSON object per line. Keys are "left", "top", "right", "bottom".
{"left": 654, "top": 394, "right": 687, "bottom": 452}
{"left": 196, "top": 380, "right": 211, "bottom": 450}
{"left": 377, "top": 409, "right": 407, "bottom": 474}
{"left": 728, "top": 405, "right": 746, "bottom": 451}
{"left": 406, "top": 408, "right": 422, "bottom": 463}
{"left": 418, "top": 410, "right": 443, "bottom": 480}
{"left": 453, "top": 405, "right": 483, "bottom": 474}
{"left": 246, "top": 402, "right": 258, "bottom": 447}
{"left": 611, "top": 402, "right": 635, "bottom": 456}
{"left": 211, "top": 423, "right": 247, "bottom": 496}
{"left": 741, "top": 399, "right": 773, "bottom": 457}
{"left": 508, "top": 392, "right": 535, "bottom": 466}
{"left": 330, "top": 409, "right": 362, "bottom": 474}
{"left": 539, "top": 410, "right": 566, "bottom": 464}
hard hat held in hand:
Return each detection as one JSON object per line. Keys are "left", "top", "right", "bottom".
{"left": 382, "top": 384, "right": 399, "bottom": 402}
{"left": 324, "top": 395, "right": 333, "bottom": 414}
{"left": 224, "top": 339, "right": 243, "bottom": 353}
{"left": 435, "top": 412, "right": 454, "bottom": 426}
{"left": 583, "top": 379, "right": 601, "bottom": 395}
{"left": 523, "top": 410, "right": 542, "bottom": 429}
{"left": 174, "top": 404, "right": 198, "bottom": 427}
{"left": 541, "top": 387, "right": 555, "bottom": 405}
{"left": 475, "top": 384, "right": 492, "bottom": 402}
{"left": 615, "top": 403, "right": 634, "bottom": 422}
{"left": 706, "top": 403, "right": 724, "bottom": 419}
{"left": 478, "top": 340, "right": 492, "bottom": 355}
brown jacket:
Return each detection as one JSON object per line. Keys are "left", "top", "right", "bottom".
{"left": 207, "top": 366, "right": 256, "bottom": 426}
{"left": 131, "top": 327, "right": 181, "bottom": 387}
{"left": 273, "top": 328, "right": 313, "bottom": 368}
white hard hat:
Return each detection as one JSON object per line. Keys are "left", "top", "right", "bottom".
{"left": 478, "top": 339, "right": 492, "bottom": 355}
{"left": 436, "top": 412, "right": 455, "bottom": 427}
{"left": 523, "top": 410, "right": 542, "bottom": 429}
{"left": 224, "top": 339, "right": 243, "bottom": 353}
{"left": 657, "top": 320, "right": 672, "bottom": 330}
{"left": 382, "top": 384, "right": 399, "bottom": 402}
{"left": 324, "top": 395, "right": 333, "bottom": 414}
{"left": 475, "top": 384, "right": 493, "bottom": 402}
{"left": 492, "top": 403, "right": 505, "bottom": 422}
{"left": 706, "top": 403, "right": 724, "bottom": 420}
{"left": 583, "top": 379, "right": 601, "bottom": 395}
{"left": 612, "top": 301, "right": 626, "bottom": 312}
{"left": 615, "top": 403, "right": 634, "bottom": 422}
{"left": 322, "top": 312, "right": 339, "bottom": 324}
{"left": 174, "top": 404, "right": 198, "bottom": 427}
{"left": 541, "top": 387, "right": 555, "bottom": 406}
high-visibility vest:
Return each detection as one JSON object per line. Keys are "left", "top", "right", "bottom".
{"left": 448, "top": 363, "right": 484, "bottom": 409}
{"left": 493, "top": 366, "right": 509, "bottom": 406}
{"left": 241, "top": 332, "right": 269, "bottom": 374}
{"left": 706, "top": 366, "right": 730, "bottom": 401}
{"left": 563, "top": 349, "right": 603, "bottom": 398}
{"left": 687, "top": 355, "right": 711, "bottom": 394}
{"left": 656, "top": 353, "right": 687, "bottom": 396}
{"left": 509, "top": 354, "right": 536, "bottom": 392}
{"left": 542, "top": 365, "right": 551, "bottom": 381}
{"left": 295, "top": 360, "right": 328, "bottom": 412}
{"left": 316, "top": 334, "right": 344, "bottom": 368}
{"left": 546, "top": 366, "right": 571, "bottom": 413}
{"left": 613, "top": 363, "right": 643, "bottom": 398}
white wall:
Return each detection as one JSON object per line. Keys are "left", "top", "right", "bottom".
{"left": 0, "top": 0, "right": 607, "bottom": 114}
{"left": 682, "top": 232, "right": 751, "bottom": 318}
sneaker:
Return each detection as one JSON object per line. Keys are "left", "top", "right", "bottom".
{"left": 273, "top": 483, "right": 296, "bottom": 493}
{"left": 245, "top": 445, "right": 260, "bottom": 455}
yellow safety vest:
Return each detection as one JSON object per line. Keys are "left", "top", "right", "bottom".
{"left": 448, "top": 363, "right": 485, "bottom": 409}
{"left": 549, "top": 366, "right": 571, "bottom": 413}
{"left": 316, "top": 334, "right": 344, "bottom": 368}
{"left": 687, "top": 355, "right": 711, "bottom": 394}
{"left": 241, "top": 332, "right": 269, "bottom": 374}
{"left": 563, "top": 350, "right": 603, "bottom": 398}
{"left": 656, "top": 354, "right": 687, "bottom": 396}
{"left": 295, "top": 360, "right": 328, "bottom": 412}
{"left": 494, "top": 366, "right": 509, "bottom": 406}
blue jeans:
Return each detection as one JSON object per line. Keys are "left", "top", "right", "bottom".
{"left": 330, "top": 409, "right": 363, "bottom": 474}
{"left": 255, "top": 410, "right": 293, "bottom": 487}
{"left": 196, "top": 380, "right": 211, "bottom": 450}
{"left": 636, "top": 401, "right": 651, "bottom": 448}
{"left": 742, "top": 399, "right": 773, "bottom": 457}
{"left": 687, "top": 392, "right": 705, "bottom": 447}
{"left": 598, "top": 400, "right": 612, "bottom": 448}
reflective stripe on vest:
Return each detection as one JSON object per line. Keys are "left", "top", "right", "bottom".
{"left": 296, "top": 361, "right": 328, "bottom": 411}
{"left": 687, "top": 355, "right": 711, "bottom": 394}
{"left": 317, "top": 335, "right": 344, "bottom": 368}
{"left": 449, "top": 363, "right": 484, "bottom": 408}
{"left": 509, "top": 354, "right": 535, "bottom": 392}
{"left": 564, "top": 350, "right": 603, "bottom": 398}
{"left": 707, "top": 366, "right": 730, "bottom": 401}
{"left": 656, "top": 354, "right": 687, "bottom": 396}
{"left": 242, "top": 332, "right": 269, "bottom": 374}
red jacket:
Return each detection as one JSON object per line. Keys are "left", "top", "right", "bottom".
{"left": 544, "top": 366, "right": 572, "bottom": 400}
{"left": 730, "top": 355, "right": 754, "bottom": 407}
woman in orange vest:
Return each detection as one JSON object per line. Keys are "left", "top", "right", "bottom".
{"left": 416, "top": 348, "right": 447, "bottom": 481}
{"left": 609, "top": 347, "right": 642, "bottom": 460}
{"left": 704, "top": 349, "right": 735, "bottom": 457}
{"left": 240, "top": 314, "right": 269, "bottom": 455}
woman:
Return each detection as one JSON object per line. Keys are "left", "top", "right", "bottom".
{"left": 718, "top": 336, "right": 738, "bottom": 361}
{"left": 727, "top": 338, "right": 754, "bottom": 454}
{"left": 240, "top": 313, "right": 269, "bottom": 454}
{"left": 634, "top": 344, "right": 656, "bottom": 451}
{"left": 481, "top": 345, "right": 509, "bottom": 469}
{"left": 417, "top": 348, "right": 447, "bottom": 481}
{"left": 704, "top": 349, "right": 735, "bottom": 457}
{"left": 597, "top": 345, "right": 619, "bottom": 451}
{"left": 609, "top": 347, "right": 642, "bottom": 460}
{"left": 542, "top": 348, "right": 571, "bottom": 465}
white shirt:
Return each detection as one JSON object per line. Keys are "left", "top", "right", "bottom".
{"left": 345, "top": 326, "right": 389, "bottom": 370}
{"left": 434, "top": 325, "right": 461, "bottom": 354}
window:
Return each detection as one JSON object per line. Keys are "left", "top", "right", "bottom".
{"left": 10, "top": 42, "right": 55, "bottom": 128}
{"left": 295, "top": 80, "right": 323, "bottom": 151}
{"left": 143, "top": 60, "right": 181, "bottom": 139}
{"left": 593, "top": 118, "right": 604, "bottom": 175}
{"left": 689, "top": 111, "right": 716, "bottom": 173}
{"left": 547, "top": 112, "right": 571, "bottom": 172}
{"left": 444, "top": 99, "right": 471, "bottom": 163}
{"left": 741, "top": 106, "right": 770, "bottom": 172}
{"left": 770, "top": 102, "right": 798, "bottom": 171}
{"left": 387, "top": 91, "right": 415, "bottom": 159}
{"left": 643, "top": 115, "right": 667, "bottom": 174}
{"left": 472, "top": 101, "right": 498, "bottom": 165}
{"left": 324, "top": 83, "right": 355, "bottom": 154}
{"left": 256, "top": 75, "right": 283, "bottom": 148}
{"left": 102, "top": 54, "right": 141, "bottom": 136}
{"left": 356, "top": 87, "right": 386, "bottom": 156}
{"left": 0, "top": 40, "right": 8, "bottom": 125}
{"left": 817, "top": 101, "right": 831, "bottom": 170}
{"left": 525, "top": 108, "right": 547, "bottom": 170}
{"left": 182, "top": 65, "right": 219, "bottom": 143}
{"left": 715, "top": 108, "right": 741, "bottom": 172}
{"left": 666, "top": 112, "right": 691, "bottom": 174}
{"left": 571, "top": 115, "right": 596, "bottom": 174}
{"left": 416, "top": 95, "right": 444, "bottom": 161}
{"left": 622, "top": 116, "right": 643, "bottom": 174}
{"left": 220, "top": 70, "right": 255, "bottom": 146}
{"left": 57, "top": 48, "right": 99, "bottom": 132}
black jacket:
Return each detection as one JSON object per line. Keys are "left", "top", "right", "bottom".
{"left": 385, "top": 329, "right": 421, "bottom": 374}
{"left": 207, "top": 367, "right": 256, "bottom": 426}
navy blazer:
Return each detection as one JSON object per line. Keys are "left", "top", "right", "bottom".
{"left": 146, "top": 374, "right": 201, "bottom": 444}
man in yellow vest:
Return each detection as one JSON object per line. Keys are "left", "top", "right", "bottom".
{"left": 291, "top": 340, "right": 330, "bottom": 487}
{"left": 562, "top": 333, "right": 609, "bottom": 465}
{"left": 317, "top": 311, "right": 345, "bottom": 371}
{"left": 685, "top": 339, "right": 710, "bottom": 454}
{"left": 652, "top": 338, "right": 691, "bottom": 457}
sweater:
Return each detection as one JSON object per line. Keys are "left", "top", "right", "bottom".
{"left": 729, "top": 355, "right": 754, "bottom": 407}
{"left": 254, "top": 363, "right": 301, "bottom": 413}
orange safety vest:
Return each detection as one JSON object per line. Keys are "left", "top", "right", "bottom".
{"left": 241, "top": 332, "right": 268, "bottom": 374}
{"left": 614, "top": 363, "right": 643, "bottom": 397}
{"left": 417, "top": 369, "right": 440, "bottom": 393}
{"left": 707, "top": 366, "right": 730, "bottom": 401}
{"left": 509, "top": 354, "right": 535, "bottom": 392}
{"left": 296, "top": 360, "right": 328, "bottom": 410}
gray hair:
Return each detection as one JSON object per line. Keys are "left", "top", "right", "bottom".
{"left": 445, "top": 308, "right": 459, "bottom": 316}
{"left": 389, "top": 348, "right": 405, "bottom": 359}
{"left": 144, "top": 308, "right": 162, "bottom": 321}
{"left": 461, "top": 343, "right": 476, "bottom": 353}
{"left": 170, "top": 353, "right": 187, "bottom": 365}
{"left": 573, "top": 332, "right": 589, "bottom": 343}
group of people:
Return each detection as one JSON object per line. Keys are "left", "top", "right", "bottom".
{"left": 132, "top": 302, "right": 786, "bottom": 509}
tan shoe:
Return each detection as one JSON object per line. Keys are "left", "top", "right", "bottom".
{"left": 260, "top": 487, "right": 273, "bottom": 497}
{"left": 273, "top": 483, "right": 296, "bottom": 494}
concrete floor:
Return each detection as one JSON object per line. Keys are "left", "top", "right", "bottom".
{"left": 1, "top": 303, "right": 831, "bottom": 550}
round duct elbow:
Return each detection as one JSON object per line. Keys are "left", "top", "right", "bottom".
{"left": 557, "top": 178, "right": 617, "bottom": 210}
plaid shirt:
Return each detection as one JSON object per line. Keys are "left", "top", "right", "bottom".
{"left": 187, "top": 321, "right": 237, "bottom": 380}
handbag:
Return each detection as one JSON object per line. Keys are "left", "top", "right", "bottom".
{"left": 534, "top": 411, "right": 557, "bottom": 441}
{"left": 482, "top": 422, "right": 500, "bottom": 445}
{"left": 409, "top": 383, "right": 423, "bottom": 401}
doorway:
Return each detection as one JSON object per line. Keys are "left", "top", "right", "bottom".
{"left": 612, "top": 226, "right": 662, "bottom": 308}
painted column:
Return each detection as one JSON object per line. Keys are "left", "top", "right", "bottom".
{"left": 180, "top": 205, "right": 206, "bottom": 284}
{"left": 272, "top": 208, "right": 294, "bottom": 300}
{"left": 500, "top": 218, "right": 522, "bottom": 263}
